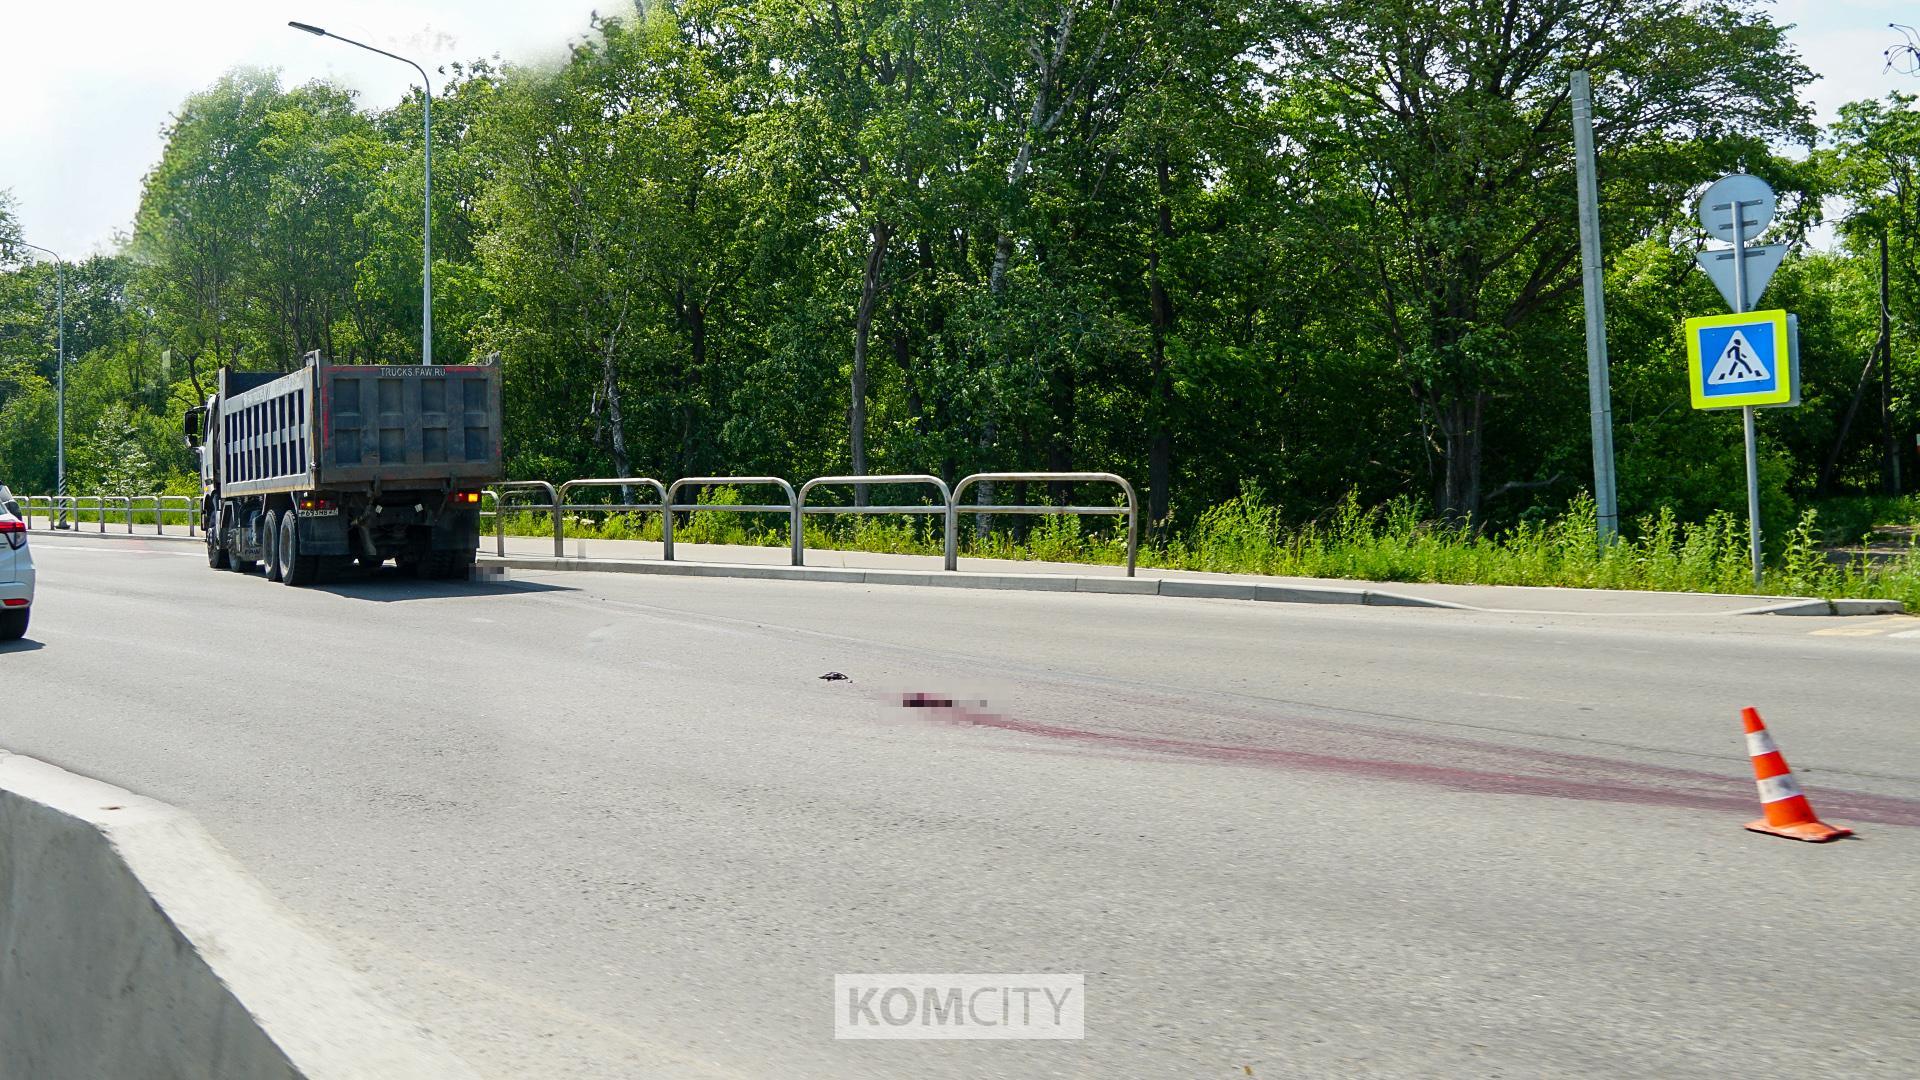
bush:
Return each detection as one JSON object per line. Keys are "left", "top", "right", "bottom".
{"left": 489, "top": 485, "right": 1920, "bottom": 604}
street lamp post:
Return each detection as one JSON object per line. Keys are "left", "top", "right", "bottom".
{"left": 289, "top": 21, "right": 432, "bottom": 366}
{"left": 12, "top": 241, "right": 65, "bottom": 524}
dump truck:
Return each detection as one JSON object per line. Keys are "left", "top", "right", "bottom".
{"left": 183, "top": 355, "right": 503, "bottom": 585}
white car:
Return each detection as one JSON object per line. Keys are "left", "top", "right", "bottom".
{"left": 0, "top": 486, "right": 34, "bottom": 641}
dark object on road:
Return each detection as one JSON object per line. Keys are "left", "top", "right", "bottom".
{"left": 901, "top": 693, "right": 954, "bottom": 708}
{"left": 818, "top": 671, "right": 850, "bottom": 682}
{"left": 184, "top": 354, "right": 503, "bottom": 586}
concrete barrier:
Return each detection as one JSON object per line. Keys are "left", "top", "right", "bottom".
{"left": 0, "top": 752, "right": 477, "bottom": 1080}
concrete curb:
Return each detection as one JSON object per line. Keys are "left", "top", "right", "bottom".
{"left": 29, "top": 531, "right": 1903, "bottom": 615}
{"left": 28, "top": 528, "right": 201, "bottom": 543}
{"left": 0, "top": 752, "right": 478, "bottom": 1080}
{"left": 1727, "top": 597, "right": 1908, "bottom": 617}
{"left": 485, "top": 554, "right": 1469, "bottom": 609}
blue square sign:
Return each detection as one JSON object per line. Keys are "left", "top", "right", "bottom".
{"left": 1685, "top": 310, "right": 1792, "bottom": 409}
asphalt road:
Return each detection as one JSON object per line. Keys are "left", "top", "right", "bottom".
{"left": 5, "top": 534, "right": 1919, "bottom": 1079}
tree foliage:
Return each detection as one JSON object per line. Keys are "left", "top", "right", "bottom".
{"left": 2, "top": 0, "right": 1911, "bottom": 541}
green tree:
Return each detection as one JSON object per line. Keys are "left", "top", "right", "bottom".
{"left": 1274, "top": 0, "right": 1814, "bottom": 524}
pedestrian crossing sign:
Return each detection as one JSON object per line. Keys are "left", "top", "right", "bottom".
{"left": 1686, "top": 309, "right": 1792, "bottom": 409}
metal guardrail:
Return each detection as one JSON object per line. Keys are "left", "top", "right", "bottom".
{"left": 17, "top": 491, "right": 200, "bottom": 534}
{"left": 795, "top": 474, "right": 952, "bottom": 568}
{"left": 489, "top": 481, "right": 562, "bottom": 557}
{"left": 556, "top": 478, "right": 668, "bottom": 557}
{"left": 948, "top": 472, "right": 1138, "bottom": 576}
{"left": 154, "top": 495, "right": 199, "bottom": 535}
{"left": 663, "top": 477, "right": 800, "bottom": 564}
{"left": 19, "top": 493, "right": 200, "bottom": 536}
{"left": 19, "top": 471, "right": 1138, "bottom": 576}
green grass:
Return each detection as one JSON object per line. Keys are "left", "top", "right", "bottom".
{"left": 503, "top": 486, "right": 1920, "bottom": 607}
{"left": 1804, "top": 493, "right": 1920, "bottom": 545}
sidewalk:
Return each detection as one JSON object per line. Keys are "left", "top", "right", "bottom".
{"left": 490, "top": 533, "right": 1902, "bottom": 617}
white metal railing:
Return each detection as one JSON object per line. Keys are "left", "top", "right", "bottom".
{"left": 555, "top": 478, "right": 669, "bottom": 557}
{"left": 495, "top": 470, "right": 1136, "bottom": 576}
{"left": 27, "top": 470, "right": 1141, "bottom": 577}
{"left": 663, "top": 477, "right": 800, "bottom": 564}
{"left": 19, "top": 493, "right": 199, "bottom": 536}
{"left": 488, "top": 481, "right": 562, "bottom": 557}
{"left": 796, "top": 475, "right": 952, "bottom": 568}
{"left": 948, "top": 472, "right": 1138, "bottom": 575}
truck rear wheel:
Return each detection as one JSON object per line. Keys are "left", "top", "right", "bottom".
{"left": 280, "top": 512, "right": 319, "bottom": 586}
{"left": 263, "top": 512, "right": 283, "bottom": 582}
{"left": 420, "top": 550, "right": 474, "bottom": 580}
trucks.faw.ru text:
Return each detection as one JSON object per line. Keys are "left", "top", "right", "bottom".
{"left": 184, "top": 355, "right": 504, "bottom": 585}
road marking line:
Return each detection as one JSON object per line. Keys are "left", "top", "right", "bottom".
{"left": 34, "top": 543, "right": 199, "bottom": 557}
{"left": 1809, "top": 615, "right": 1917, "bottom": 637}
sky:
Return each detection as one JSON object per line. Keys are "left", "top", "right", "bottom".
{"left": 0, "top": 0, "right": 1913, "bottom": 259}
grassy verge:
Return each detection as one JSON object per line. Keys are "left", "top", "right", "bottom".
{"left": 495, "top": 487, "right": 1920, "bottom": 607}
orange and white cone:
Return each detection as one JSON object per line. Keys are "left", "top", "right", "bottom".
{"left": 1742, "top": 708, "right": 1852, "bottom": 842}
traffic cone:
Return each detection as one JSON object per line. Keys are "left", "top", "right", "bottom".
{"left": 1741, "top": 708, "right": 1852, "bottom": 842}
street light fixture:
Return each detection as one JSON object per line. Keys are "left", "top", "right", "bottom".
{"left": 9, "top": 241, "right": 66, "bottom": 524}
{"left": 288, "top": 20, "right": 433, "bottom": 366}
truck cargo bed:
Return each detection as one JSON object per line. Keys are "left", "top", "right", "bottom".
{"left": 217, "top": 363, "right": 502, "bottom": 498}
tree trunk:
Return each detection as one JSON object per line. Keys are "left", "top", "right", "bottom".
{"left": 677, "top": 285, "right": 707, "bottom": 478}
{"left": 1437, "top": 392, "right": 1487, "bottom": 528}
{"left": 895, "top": 321, "right": 921, "bottom": 433}
{"left": 977, "top": 4, "right": 1100, "bottom": 538}
{"left": 852, "top": 220, "right": 891, "bottom": 507}
{"left": 1146, "top": 154, "right": 1175, "bottom": 528}
{"left": 600, "top": 301, "right": 632, "bottom": 505}
{"left": 1046, "top": 357, "right": 1075, "bottom": 507}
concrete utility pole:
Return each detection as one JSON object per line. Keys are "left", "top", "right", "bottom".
{"left": 1571, "top": 72, "right": 1619, "bottom": 546}
{"left": 1883, "top": 232, "right": 1901, "bottom": 494}
{"left": 289, "top": 21, "right": 433, "bottom": 365}
{"left": 13, "top": 241, "right": 66, "bottom": 525}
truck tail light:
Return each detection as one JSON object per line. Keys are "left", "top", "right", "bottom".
{"left": 452, "top": 491, "right": 482, "bottom": 505}
{"left": 297, "top": 497, "right": 331, "bottom": 511}
{"left": 0, "top": 519, "right": 24, "bottom": 549}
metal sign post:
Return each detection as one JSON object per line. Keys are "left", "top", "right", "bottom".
{"left": 1695, "top": 174, "right": 1785, "bottom": 589}
{"left": 1733, "top": 220, "right": 1764, "bottom": 590}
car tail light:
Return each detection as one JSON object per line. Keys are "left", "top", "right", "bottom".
{"left": 1, "top": 598, "right": 25, "bottom": 608}
{"left": 0, "top": 519, "right": 24, "bottom": 550}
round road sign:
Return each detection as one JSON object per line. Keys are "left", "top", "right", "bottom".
{"left": 1696, "top": 174, "right": 1776, "bottom": 243}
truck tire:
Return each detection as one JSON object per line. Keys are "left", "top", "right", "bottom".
{"left": 423, "top": 550, "right": 474, "bottom": 580}
{"left": 206, "top": 530, "right": 230, "bottom": 569}
{"left": 280, "top": 512, "right": 319, "bottom": 586}
{"left": 0, "top": 609, "right": 27, "bottom": 642}
{"left": 263, "top": 511, "right": 284, "bottom": 582}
